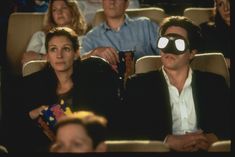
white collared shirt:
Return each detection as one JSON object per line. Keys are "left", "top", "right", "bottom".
{"left": 162, "top": 67, "right": 198, "bottom": 135}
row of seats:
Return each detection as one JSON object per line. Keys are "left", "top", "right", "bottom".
{"left": 0, "top": 140, "right": 231, "bottom": 152}
{"left": 6, "top": 7, "right": 215, "bottom": 76}
{"left": 106, "top": 140, "right": 231, "bottom": 152}
{"left": 93, "top": 7, "right": 214, "bottom": 27}
{"left": 22, "top": 53, "right": 230, "bottom": 88}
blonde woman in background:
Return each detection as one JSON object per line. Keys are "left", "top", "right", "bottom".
{"left": 21, "top": 0, "right": 87, "bottom": 65}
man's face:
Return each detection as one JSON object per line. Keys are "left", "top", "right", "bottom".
{"left": 102, "top": 0, "right": 128, "bottom": 19}
{"left": 160, "top": 26, "right": 195, "bottom": 71}
{"left": 52, "top": 124, "right": 94, "bottom": 153}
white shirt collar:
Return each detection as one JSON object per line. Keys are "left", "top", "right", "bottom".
{"left": 161, "top": 66, "right": 193, "bottom": 90}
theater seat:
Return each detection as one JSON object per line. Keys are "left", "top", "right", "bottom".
{"left": 6, "top": 12, "right": 45, "bottom": 75}
{"left": 208, "top": 140, "right": 231, "bottom": 152}
{"left": 92, "top": 7, "right": 166, "bottom": 27}
{"left": 183, "top": 7, "right": 214, "bottom": 25}
{"left": 135, "top": 53, "right": 230, "bottom": 87}
{"left": 22, "top": 60, "right": 47, "bottom": 77}
{"left": 105, "top": 140, "right": 170, "bottom": 152}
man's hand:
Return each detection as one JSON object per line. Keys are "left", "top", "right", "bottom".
{"left": 91, "top": 47, "right": 119, "bottom": 66}
{"left": 166, "top": 130, "right": 214, "bottom": 152}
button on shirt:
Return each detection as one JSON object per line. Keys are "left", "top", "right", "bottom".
{"left": 80, "top": 14, "right": 159, "bottom": 60}
{"left": 162, "top": 67, "right": 198, "bottom": 135}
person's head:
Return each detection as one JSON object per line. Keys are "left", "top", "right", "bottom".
{"left": 214, "top": 0, "right": 230, "bottom": 26}
{"left": 158, "top": 16, "right": 202, "bottom": 71}
{"left": 45, "top": 27, "right": 79, "bottom": 73}
{"left": 44, "top": 0, "right": 86, "bottom": 35}
{"left": 50, "top": 111, "right": 107, "bottom": 153}
{"left": 102, "top": 0, "right": 129, "bottom": 19}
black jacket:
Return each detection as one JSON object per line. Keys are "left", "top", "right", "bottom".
{"left": 6, "top": 57, "right": 120, "bottom": 152}
{"left": 123, "top": 69, "right": 230, "bottom": 140}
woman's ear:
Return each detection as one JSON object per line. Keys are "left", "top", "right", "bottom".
{"left": 95, "top": 142, "right": 107, "bottom": 152}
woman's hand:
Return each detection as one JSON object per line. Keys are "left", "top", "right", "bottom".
{"left": 29, "top": 105, "right": 48, "bottom": 120}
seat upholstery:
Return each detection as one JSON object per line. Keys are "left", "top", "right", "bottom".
{"left": 135, "top": 53, "right": 230, "bottom": 87}
{"left": 22, "top": 60, "right": 47, "bottom": 77}
{"left": 92, "top": 7, "right": 166, "bottom": 27}
{"left": 6, "top": 12, "right": 45, "bottom": 75}
{"left": 208, "top": 140, "right": 231, "bottom": 152}
{"left": 183, "top": 7, "right": 214, "bottom": 25}
{"left": 105, "top": 140, "right": 170, "bottom": 152}
{"left": 22, "top": 57, "right": 103, "bottom": 77}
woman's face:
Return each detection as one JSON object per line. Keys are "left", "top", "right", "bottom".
{"left": 51, "top": 124, "right": 94, "bottom": 153}
{"left": 52, "top": 0, "right": 73, "bottom": 27}
{"left": 216, "top": 0, "right": 230, "bottom": 26}
{"left": 47, "top": 35, "right": 77, "bottom": 73}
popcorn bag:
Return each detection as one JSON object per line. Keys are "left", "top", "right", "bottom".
{"left": 36, "top": 100, "right": 73, "bottom": 141}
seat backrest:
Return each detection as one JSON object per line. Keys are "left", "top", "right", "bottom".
{"left": 183, "top": 7, "right": 214, "bottom": 25}
{"left": 135, "top": 53, "right": 230, "bottom": 87}
{"left": 92, "top": 7, "right": 166, "bottom": 27}
{"left": 105, "top": 140, "right": 170, "bottom": 152}
{"left": 6, "top": 12, "right": 45, "bottom": 75}
{"left": 22, "top": 56, "right": 101, "bottom": 77}
{"left": 208, "top": 140, "right": 231, "bottom": 152}
{"left": 22, "top": 60, "right": 47, "bottom": 77}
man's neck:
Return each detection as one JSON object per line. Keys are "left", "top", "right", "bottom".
{"left": 106, "top": 15, "right": 125, "bottom": 30}
{"left": 164, "top": 66, "right": 190, "bottom": 93}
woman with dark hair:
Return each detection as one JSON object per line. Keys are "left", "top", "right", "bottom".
{"left": 200, "top": 0, "right": 231, "bottom": 68}
{"left": 5, "top": 27, "right": 118, "bottom": 152}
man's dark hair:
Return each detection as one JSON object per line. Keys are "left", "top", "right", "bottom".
{"left": 159, "top": 16, "right": 203, "bottom": 51}
{"left": 55, "top": 111, "right": 107, "bottom": 148}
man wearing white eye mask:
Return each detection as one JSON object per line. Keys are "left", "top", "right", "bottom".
{"left": 124, "top": 16, "right": 230, "bottom": 152}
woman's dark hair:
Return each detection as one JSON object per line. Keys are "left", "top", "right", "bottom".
{"left": 159, "top": 16, "right": 203, "bottom": 51}
{"left": 45, "top": 27, "right": 79, "bottom": 52}
{"left": 54, "top": 111, "right": 107, "bottom": 148}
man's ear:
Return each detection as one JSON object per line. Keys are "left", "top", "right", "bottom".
{"left": 95, "top": 142, "right": 107, "bottom": 152}
{"left": 189, "top": 49, "right": 197, "bottom": 60}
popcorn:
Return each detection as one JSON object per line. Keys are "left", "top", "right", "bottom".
{"left": 36, "top": 100, "right": 73, "bottom": 141}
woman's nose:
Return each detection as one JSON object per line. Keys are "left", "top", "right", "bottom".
{"left": 56, "top": 50, "right": 63, "bottom": 58}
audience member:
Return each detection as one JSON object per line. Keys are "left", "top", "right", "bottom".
{"left": 33, "top": 0, "right": 49, "bottom": 12}
{"left": 50, "top": 111, "right": 107, "bottom": 153}
{"left": 200, "top": 0, "right": 231, "bottom": 68}
{"left": 21, "top": 0, "right": 87, "bottom": 65}
{"left": 4, "top": 27, "right": 118, "bottom": 152}
{"left": 78, "top": 0, "right": 140, "bottom": 25}
{"left": 124, "top": 16, "right": 230, "bottom": 152}
{"left": 80, "top": 0, "right": 159, "bottom": 71}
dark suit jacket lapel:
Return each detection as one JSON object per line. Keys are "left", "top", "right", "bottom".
{"left": 191, "top": 71, "right": 201, "bottom": 129}
{"left": 159, "top": 69, "right": 173, "bottom": 134}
